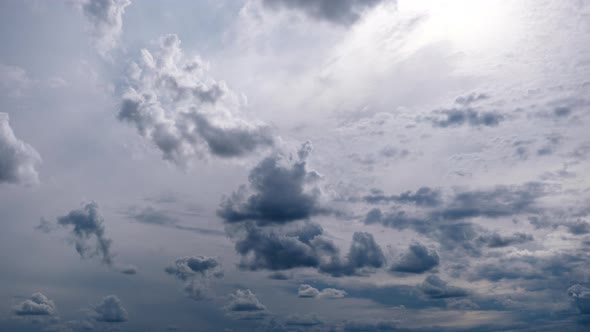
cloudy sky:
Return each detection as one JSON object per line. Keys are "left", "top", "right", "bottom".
{"left": 1, "top": 0, "right": 589, "bottom": 331}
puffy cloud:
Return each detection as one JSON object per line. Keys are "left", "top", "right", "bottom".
{"left": 391, "top": 242, "right": 439, "bottom": 274}
{"left": 165, "top": 256, "right": 223, "bottom": 300}
{"left": 13, "top": 293, "right": 57, "bottom": 316}
{"left": 297, "top": 284, "right": 346, "bottom": 299}
{"left": 119, "top": 34, "right": 273, "bottom": 166}
{"left": 75, "top": 0, "right": 131, "bottom": 56}
{"left": 93, "top": 295, "right": 128, "bottom": 323}
{"left": 218, "top": 142, "right": 323, "bottom": 225}
{"left": 567, "top": 284, "right": 590, "bottom": 314}
{"left": 0, "top": 113, "right": 41, "bottom": 185}
{"left": 268, "top": 271, "right": 290, "bottom": 280}
{"left": 319, "top": 232, "right": 385, "bottom": 277}
{"left": 284, "top": 314, "right": 323, "bottom": 327}
{"left": 418, "top": 275, "right": 468, "bottom": 299}
{"left": 225, "top": 289, "right": 267, "bottom": 319}
{"left": 261, "top": 0, "right": 387, "bottom": 25}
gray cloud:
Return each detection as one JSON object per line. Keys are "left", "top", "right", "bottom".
{"left": 42, "top": 202, "right": 135, "bottom": 274}
{"left": 319, "top": 232, "right": 386, "bottom": 277}
{"left": 427, "top": 93, "right": 504, "bottom": 128}
{"left": 262, "top": 0, "right": 387, "bottom": 25}
{"left": 418, "top": 275, "right": 468, "bottom": 299}
{"left": 297, "top": 284, "right": 346, "bottom": 299}
{"left": 93, "top": 295, "right": 128, "bottom": 323}
{"left": 55, "top": 202, "right": 114, "bottom": 266}
{"left": 218, "top": 142, "right": 322, "bottom": 225}
{"left": 165, "top": 256, "right": 223, "bottom": 300}
{"left": 446, "top": 298, "right": 480, "bottom": 310}
{"left": 0, "top": 112, "right": 41, "bottom": 185}
{"left": 391, "top": 242, "right": 439, "bottom": 274}
{"left": 476, "top": 232, "right": 534, "bottom": 248}
{"left": 568, "top": 284, "right": 590, "bottom": 314}
{"left": 75, "top": 0, "right": 131, "bottom": 56}
{"left": 341, "top": 320, "right": 399, "bottom": 332}
{"left": 225, "top": 289, "right": 267, "bottom": 320}
{"left": 13, "top": 293, "right": 57, "bottom": 316}
{"left": 363, "top": 187, "right": 442, "bottom": 207}
{"left": 119, "top": 34, "right": 273, "bottom": 166}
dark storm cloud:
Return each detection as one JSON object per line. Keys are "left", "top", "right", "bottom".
{"left": 165, "top": 256, "right": 223, "bottom": 300}
{"left": 391, "top": 242, "right": 439, "bottom": 273}
{"left": 418, "top": 275, "right": 468, "bottom": 299}
{"left": 13, "top": 293, "right": 57, "bottom": 316}
{"left": 218, "top": 142, "right": 323, "bottom": 225}
{"left": 93, "top": 295, "right": 128, "bottom": 323}
{"left": 0, "top": 112, "right": 41, "bottom": 185}
{"left": 119, "top": 34, "right": 273, "bottom": 166}
{"left": 75, "top": 0, "right": 131, "bottom": 56}
{"left": 262, "top": 0, "right": 387, "bottom": 25}
{"left": 363, "top": 187, "right": 442, "bottom": 207}
{"left": 231, "top": 222, "right": 385, "bottom": 276}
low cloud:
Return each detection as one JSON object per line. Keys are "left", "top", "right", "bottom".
{"left": 13, "top": 293, "right": 57, "bottom": 316}
{"left": 298, "top": 284, "right": 346, "bottom": 299}
{"left": 93, "top": 295, "right": 128, "bottom": 323}
{"left": 0, "top": 112, "right": 41, "bottom": 185}
{"left": 218, "top": 142, "right": 323, "bottom": 226}
{"left": 165, "top": 256, "right": 223, "bottom": 300}
{"left": 391, "top": 242, "right": 439, "bottom": 274}
{"left": 426, "top": 93, "right": 504, "bottom": 128}
{"left": 568, "top": 284, "right": 590, "bottom": 314}
{"left": 418, "top": 275, "right": 468, "bottom": 299}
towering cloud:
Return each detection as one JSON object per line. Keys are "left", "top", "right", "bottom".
{"left": 119, "top": 34, "right": 273, "bottom": 166}
{"left": 75, "top": 0, "right": 131, "bottom": 56}
{"left": 0, "top": 113, "right": 41, "bottom": 185}
{"left": 218, "top": 142, "right": 322, "bottom": 225}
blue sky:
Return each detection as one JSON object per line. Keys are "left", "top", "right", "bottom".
{"left": 0, "top": 0, "right": 589, "bottom": 331}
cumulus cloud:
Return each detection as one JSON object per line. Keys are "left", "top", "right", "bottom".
{"left": 13, "top": 293, "right": 57, "bottom": 316}
{"left": 446, "top": 298, "right": 480, "bottom": 310}
{"left": 41, "top": 202, "right": 134, "bottom": 274}
{"left": 75, "top": 0, "right": 131, "bottom": 56}
{"left": 218, "top": 142, "right": 323, "bottom": 225}
{"left": 261, "top": 0, "right": 387, "bottom": 25}
{"left": 319, "top": 231, "right": 386, "bottom": 277}
{"left": 298, "top": 284, "right": 346, "bottom": 299}
{"left": 119, "top": 34, "right": 273, "bottom": 166}
{"left": 476, "top": 232, "right": 534, "bottom": 248}
{"left": 391, "top": 242, "right": 439, "bottom": 274}
{"left": 93, "top": 295, "right": 128, "bottom": 322}
{"left": 165, "top": 256, "right": 223, "bottom": 300}
{"left": 418, "top": 275, "right": 468, "bottom": 299}
{"left": 567, "top": 284, "right": 590, "bottom": 314}
{"left": 0, "top": 112, "right": 41, "bottom": 185}
{"left": 225, "top": 289, "right": 267, "bottom": 320}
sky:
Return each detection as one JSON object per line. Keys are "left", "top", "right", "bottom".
{"left": 0, "top": 0, "right": 589, "bottom": 331}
